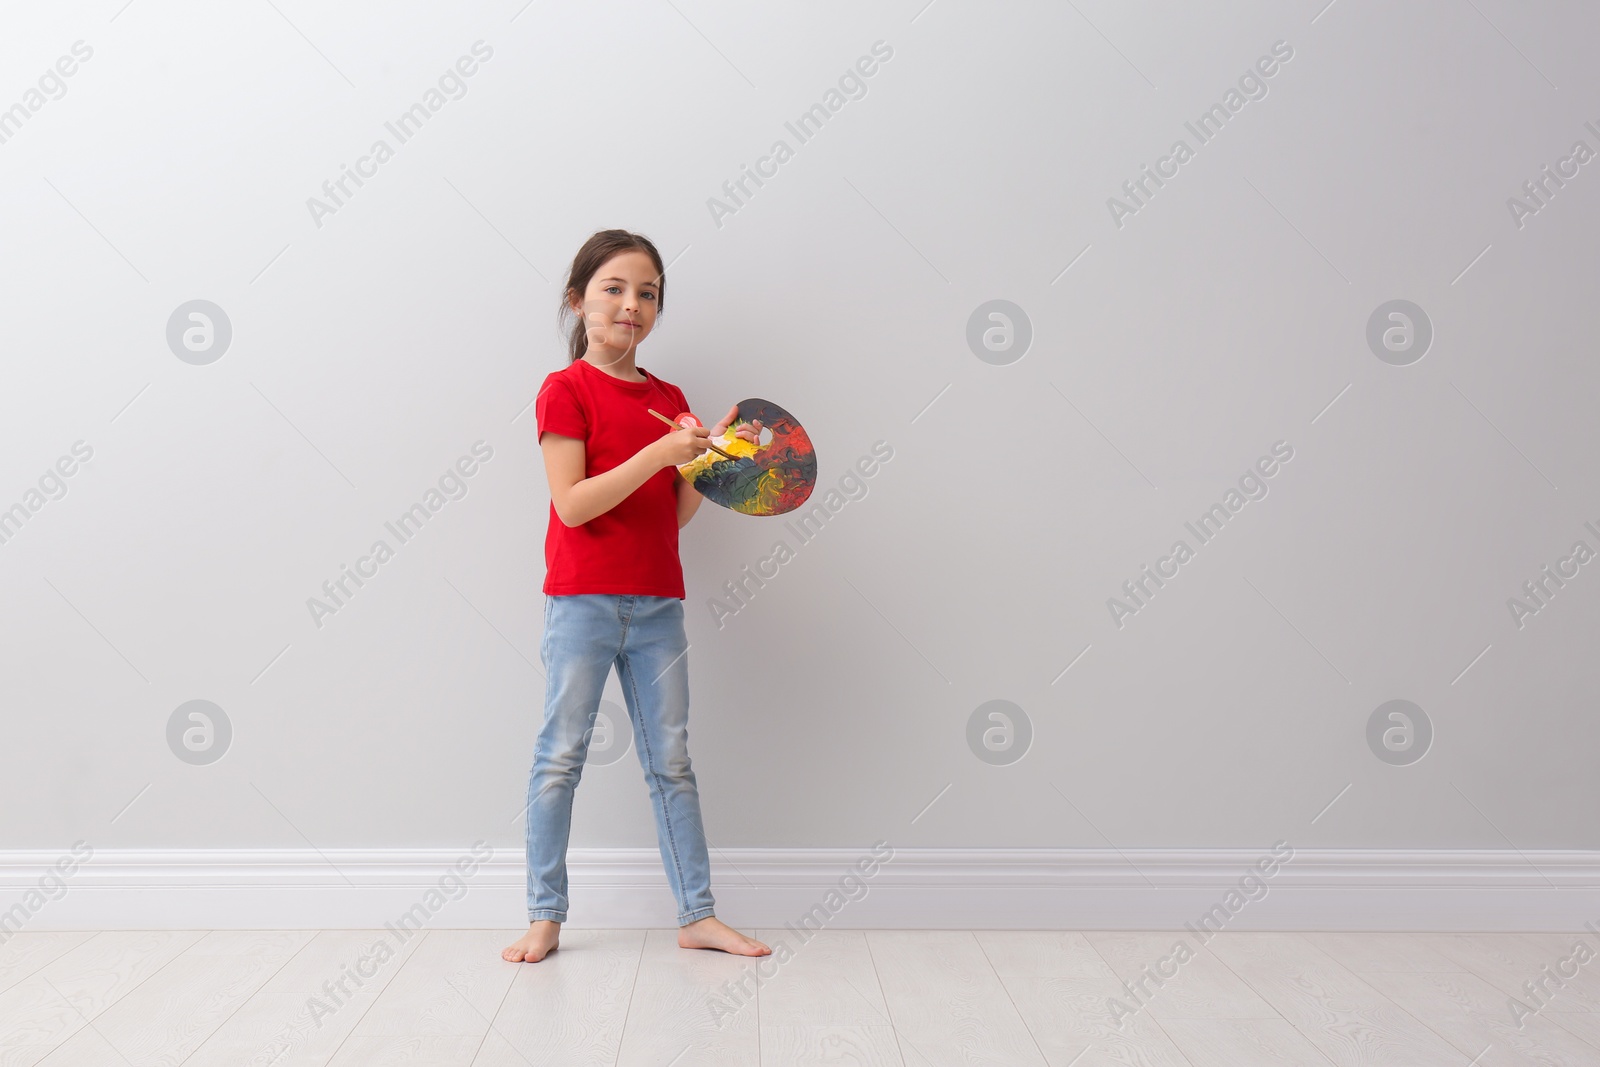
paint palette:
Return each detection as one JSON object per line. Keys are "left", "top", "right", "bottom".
{"left": 677, "top": 398, "right": 817, "bottom": 516}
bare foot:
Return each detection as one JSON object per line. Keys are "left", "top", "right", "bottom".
{"left": 502, "top": 920, "right": 561, "bottom": 962}
{"left": 678, "top": 916, "right": 770, "bottom": 956}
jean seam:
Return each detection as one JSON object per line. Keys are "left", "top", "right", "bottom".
{"left": 622, "top": 650, "right": 693, "bottom": 908}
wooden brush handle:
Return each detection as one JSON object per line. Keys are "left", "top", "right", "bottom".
{"left": 647, "top": 408, "right": 740, "bottom": 461}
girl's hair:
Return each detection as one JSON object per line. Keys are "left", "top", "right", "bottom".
{"left": 558, "top": 229, "right": 667, "bottom": 364}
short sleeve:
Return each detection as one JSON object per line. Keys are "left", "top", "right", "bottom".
{"left": 536, "top": 374, "right": 586, "bottom": 441}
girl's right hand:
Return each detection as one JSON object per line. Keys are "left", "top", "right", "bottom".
{"left": 652, "top": 423, "right": 711, "bottom": 467}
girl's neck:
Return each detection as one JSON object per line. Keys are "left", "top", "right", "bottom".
{"left": 583, "top": 350, "right": 646, "bottom": 382}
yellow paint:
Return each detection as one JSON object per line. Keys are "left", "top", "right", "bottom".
{"left": 678, "top": 431, "right": 760, "bottom": 480}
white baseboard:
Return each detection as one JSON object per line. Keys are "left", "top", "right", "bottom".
{"left": 3, "top": 847, "right": 1599, "bottom": 933}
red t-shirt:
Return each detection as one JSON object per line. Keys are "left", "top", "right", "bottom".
{"left": 535, "top": 356, "right": 692, "bottom": 598}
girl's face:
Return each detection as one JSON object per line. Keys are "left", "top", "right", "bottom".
{"left": 571, "top": 250, "right": 661, "bottom": 365}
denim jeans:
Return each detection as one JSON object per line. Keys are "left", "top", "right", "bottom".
{"left": 525, "top": 594, "right": 716, "bottom": 926}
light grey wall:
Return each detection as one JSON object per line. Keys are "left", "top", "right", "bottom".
{"left": 4, "top": 0, "right": 1596, "bottom": 859}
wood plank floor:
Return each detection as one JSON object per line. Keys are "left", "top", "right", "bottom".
{"left": 4, "top": 929, "right": 1599, "bottom": 1065}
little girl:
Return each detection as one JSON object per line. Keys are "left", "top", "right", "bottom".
{"left": 503, "top": 229, "right": 771, "bottom": 964}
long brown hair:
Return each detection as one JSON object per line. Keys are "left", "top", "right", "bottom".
{"left": 558, "top": 230, "right": 667, "bottom": 364}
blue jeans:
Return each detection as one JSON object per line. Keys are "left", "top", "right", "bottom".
{"left": 525, "top": 594, "right": 716, "bottom": 926}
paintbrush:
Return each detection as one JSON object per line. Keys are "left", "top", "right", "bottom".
{"left": 647, "top": 408, "right": 741, "bottom": 461}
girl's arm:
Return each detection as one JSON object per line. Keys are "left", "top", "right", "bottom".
{"left": 542, "top": 431, "right": 675, "bottom": 528}
{"left": 675, "top": 470, "right": 704, "bottom": 528}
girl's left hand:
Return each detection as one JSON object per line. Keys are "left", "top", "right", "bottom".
{"left": 711, "top": 404, "right": 763, "bottom": 446}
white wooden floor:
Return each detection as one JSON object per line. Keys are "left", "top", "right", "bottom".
{"left": 3, "top": 928, "right": 1599, "bottom": 1065}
